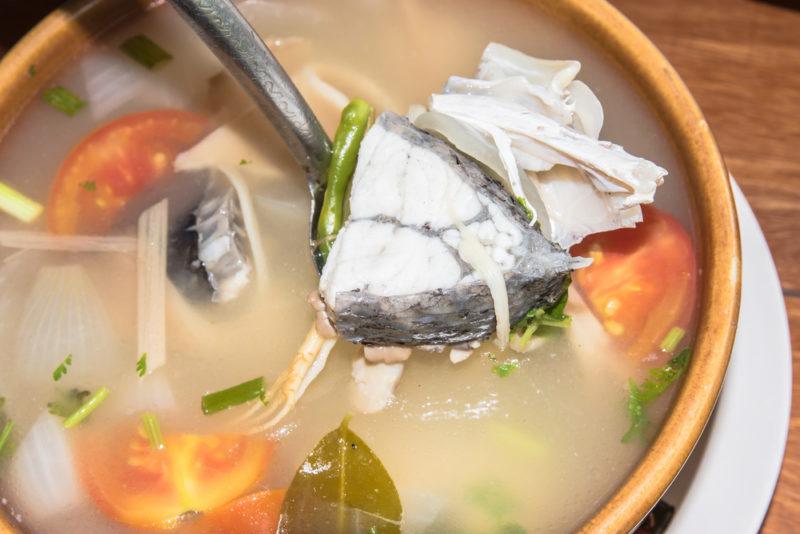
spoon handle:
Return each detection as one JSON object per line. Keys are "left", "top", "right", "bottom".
{"left": 168, "top": 0, "right": 331, "bottom": 178}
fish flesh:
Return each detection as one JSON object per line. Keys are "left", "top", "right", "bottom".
{"left": 167, "top": 172, "right": 252, "bottom": 303}
{"left": 319, "top": 111, "right": 576, "bottom": 346}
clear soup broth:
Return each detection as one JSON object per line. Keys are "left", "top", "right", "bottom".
{"left": 0, "top": 0, "right": 698, "bottom": 532}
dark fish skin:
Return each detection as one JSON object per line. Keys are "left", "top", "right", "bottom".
{"left": 324, "top": 112, "right": 573, "bottom": 347}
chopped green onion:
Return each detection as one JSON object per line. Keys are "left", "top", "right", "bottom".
{"left": 515, "top": 195, "right": 533, "bottom": 221}
{"left": 141, "top": 412, "right": 165, "bottom": 450}
{"left": 136, "top": 352, "right": 147, "bottom": 377}
{"left": 52, "top": 353, "right": 73, "bottom": 382}
{"left": 79, "top": 180, "right": 96, "bottom": 192}
{"left": 659, "top": 326, "right": 686, "bottom": 352}
{"left": 63, "top": 387, "right": 110, "bottom": 429}
{"left": 0, "top": 420, "right": 13, "bottom": 455}
{"left": 28, "top": 64, "right": 36, "bottom": 77}
{"left": 0, "top": 181, "right": 43, "bottom": 223}
{"left": 42, "top": 86, "right": 86, "bottom": 116}
{"left": 492, "top": 360, "right": 520, "bottom": 378}
{"left": 201, "top": 377, "right": 265, "bottom": 415}
{"left": 120, "top": 35, "right": 172, "bottom": 69}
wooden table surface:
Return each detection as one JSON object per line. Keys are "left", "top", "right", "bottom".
{"left": 609, "top": 0, "right": 800, "bottom": 531}
{"left": 1, "top": 0, "right": 798, "bottom": 531}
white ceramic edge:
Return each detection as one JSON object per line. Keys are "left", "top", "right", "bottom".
{"left": 664, "top": 179, "right": 792, "bottom": 532}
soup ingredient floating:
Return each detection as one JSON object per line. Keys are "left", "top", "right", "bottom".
{"left": 47, "top": 109, "right": 208, "bottom": 235}
{"left": 571, "top": 206, "right": 696, "bottom": 361}
{"left": 318, "top": 111, "right": 577, "bottom": 347}
{"left": 623, "top": 347, "right": 691, "bottom": 442}
{"left": 279, "top": 416, "right": 402, "bottom": 532}
{"left": 0, "top": 181, "right": 43, "bottom": 223}
{"left": 414, "top": 42, "right": 667, "bottom": 248}
{"left": 77, "top": 427, "right": 273, "bottom": 528}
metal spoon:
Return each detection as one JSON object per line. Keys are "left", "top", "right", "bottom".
{"left": 167, "top": 0, "right": 332, "bottom": 273}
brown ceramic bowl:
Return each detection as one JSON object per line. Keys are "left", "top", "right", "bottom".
{"left": 0, "top": 0, "right": 740, "bottom": 532}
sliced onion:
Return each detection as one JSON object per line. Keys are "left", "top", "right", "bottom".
{"left": 7, "top": 413, "right": 84, "bottom": 523}
{"left": 14, "top": 262, "right": 118, "bottom": 388}
{"left": 456, "top": 223, "right": 510, "bottom": 349}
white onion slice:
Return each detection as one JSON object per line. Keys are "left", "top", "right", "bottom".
{"left": 137, "top": 199, "right": 168, "bottom": 373}
{"left": 456, "top": 223, "right": 510, "bottom": 349}
{"left": 7, "top": 413, "right": 84, "bottom": 523}
{"left": 15, "top": 263, "right": 118, "bottom": 388}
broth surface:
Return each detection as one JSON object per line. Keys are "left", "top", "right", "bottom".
{"left": 0, "top": 1, "right": 697, "bottom": 532}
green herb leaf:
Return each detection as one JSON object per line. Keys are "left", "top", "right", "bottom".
{"left": 141, "top": 412, "right": 165, "bottom": 450}
{"left": 119, "top": 34, "right": 172, "bottom": 69}
{"left": 28, "top": 64, "right": 36, "bottom": 78}
{"left": 239, "top": 159, "right": 251, "bottom": 165}
{"left": 468, "top": 483, "right": 515, "bottom": 521}
{"left": 42, "top": 86, "right": 86, "bottom": 116}
{"left": 659, "top": 326, "right": 686, "bottom": 352}
{"left": 48, "top": 388, "right": 91, "bottom": 418}
{"left": 0, "top": 181, "right": 44, "bottom": 223}
{"left": 63, "top": 387, "right": 110, "bottom": 429}
{"left": 279, "top": 416, "right": 402, "bottom": 532}
{"left": 509, "top": 278, "right": 571, "bottom": 352}
{"left": 136, "top": 352, "right": 147, "bottom": 377}
{"left": 52, "top": 353, "right": 73, "bottom": 381}
{"left": 622, "top": 348, "right": 691, "bottom": 442}
{"left": 0, "top": 420, "right": 13, "bottom": 456}
{"left": 492, "top": 360, "right": 519, "bottom": 378}
{"left": 201, "top": 377, "right": 265, "bottom": 415}
{"left": 79, "top": 180, "right": 96, "bottom": 192}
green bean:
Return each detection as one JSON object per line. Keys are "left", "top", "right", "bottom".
{"left": 316, "top": 98, "right": 373, "bottom": 261}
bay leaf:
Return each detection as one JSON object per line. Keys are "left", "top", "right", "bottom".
{"left": 278, "top": 416, "right": 402, "bottom": 533}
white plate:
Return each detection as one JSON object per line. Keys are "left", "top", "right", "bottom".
{"left": 664, "top": 180, "right": 793, "bottom": 533}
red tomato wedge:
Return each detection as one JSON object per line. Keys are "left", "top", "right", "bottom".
{"left": 77, "top": 428, "right": 273, "bottom": 529}
{"left": 571, "top": 206, "right": 697, "bottom": 361}
{"left": 181, "top": 489, "right": 286, "bottom": 534}
{"left": 47, "top": 109, "right": 209, "bottom": 235}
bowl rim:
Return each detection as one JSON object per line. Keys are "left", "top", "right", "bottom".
{"left": 0, "top": 0, "right": 740, "bottom": 532}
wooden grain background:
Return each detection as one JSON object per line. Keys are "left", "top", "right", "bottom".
{"left": 610, "top": 1, "right": 800, "bottom": 531}
{"left": 1, "top": 0, "right": 798, "bottom": 531}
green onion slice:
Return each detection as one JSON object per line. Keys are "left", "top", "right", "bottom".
{"left": 120, "top": 35, "right": 172, "bottom": 69}
{"left": 0, "top": 182, "right": 43, "bottom": 223}
{"left": 201, "top": 377, "right": 265, "bottom": 415}
{"left": 42, "top": 86, "right": 86, "bottom": 116}
{"left": 659, "top": 326, "right": 686, "bottom": 352}
{"left": 64, "top": 387, "right": 110, "bottom": 429}
{"left": 0, "top": 420, "right": 13, "bottom": 455}
{"left": 141, "top": 412, "right": 165, "bottom": 450}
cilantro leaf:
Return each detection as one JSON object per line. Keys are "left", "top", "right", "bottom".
{"left": 136, "top": 352, "right": 147, "bottom": 377}
{"left": 492, "top": 360, "right": 520, "bottom": 378}
{"left": 47, "top": 388, "right": 90, "bottom": 418}
{"left": 79, "top": 180, "right": 96, "bottom": 192}
{"left": 52, "top": 353, "right": 73, "bottom": 381}
{"left": 622, "top": 348, "right": 691, "bottom": 442}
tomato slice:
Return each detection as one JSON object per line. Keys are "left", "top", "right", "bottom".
{"left": 181, "top": 489, "right": 286, "bottom": 534}
{"left": 47, "top": 109, "right": 209, "bottom": 235}
{"left": 570, "top": 206, "right": 697, "bottom": 361}
{"left": 77, "top": 427, "right": 273, "bottom": 529}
